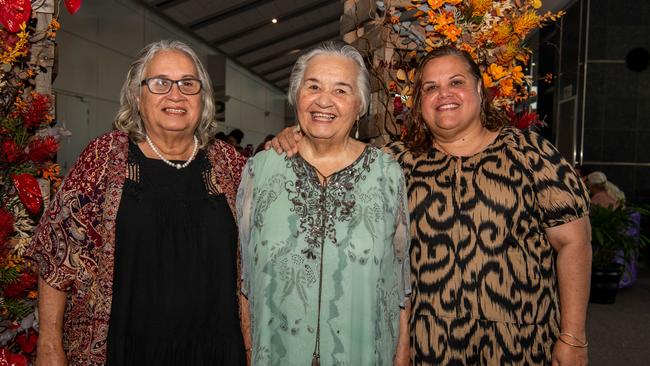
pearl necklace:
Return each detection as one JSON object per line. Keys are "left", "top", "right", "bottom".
{"left": 145, "top": 134, "right": 199, "bottom": 169}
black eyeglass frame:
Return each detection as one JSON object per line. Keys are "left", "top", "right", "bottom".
{"left": 140, "top": 77, "right": 203, "bottom": 95}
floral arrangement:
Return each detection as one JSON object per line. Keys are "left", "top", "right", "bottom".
{"left": 373, "top": 0, "right": 564, "bottom": 137}
{"left": 0, "top": 1, "right": 81, "bottom": 364}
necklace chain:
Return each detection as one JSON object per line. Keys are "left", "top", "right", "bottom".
{"left": 145, "top": 134, "right": 199, "bottom": 169}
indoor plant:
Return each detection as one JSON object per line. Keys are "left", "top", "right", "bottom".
{"left": 589, "top": 204, "right": 649, "bottom": 304}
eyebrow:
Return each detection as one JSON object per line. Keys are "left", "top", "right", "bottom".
{"left": 304, "top": 78, "right": 354, "bottom": 89}
{"left": 148, "top": 74, "right": 198, "bottom": 79}
{"left": 422, "top": 73, "right": 467, "bottom": 84}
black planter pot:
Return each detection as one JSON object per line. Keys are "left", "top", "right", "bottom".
{"left": 590, "top": 267, "right": 623, "bottom": 304}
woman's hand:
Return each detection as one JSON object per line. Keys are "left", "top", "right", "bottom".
{"left": 265, "top": 126, "right": 302, "bottom": 157}
{"left": 551, "top": 339, "right": 588, "bottom": 366}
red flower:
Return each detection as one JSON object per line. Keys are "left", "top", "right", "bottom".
{"left": 0, "top": 208, "right": 14, "bottom": 247}
{"left": 20, "top": 93, "right": 52, "bottom": 129}
{"left": 27, "top": 136, "right": 58, "bottom": 163}
{"left": 11, "top": 174, "right": 43, "bottom": 216}
{"left": 0, "top": 0, "right": 31, "bottom": 33}
{"left": 393, "top": 95, "right": 404, "bottom": 116}
{"left": 507, "top": 109, "right": 545, "bottom": 129}
{"left": 16, "top": 330, "right": 38, "bottom": 354}
{"left": 1, "top": 139, "right": 24, "bottom": 163}
{"left": 3, "top": 272, "right": 37, "bottom": 298}
{"left": 0, "top": 348, "right": 28, "bottom": 366}
{"left": 64, "top": 0, "right": 83, "bottom": 15}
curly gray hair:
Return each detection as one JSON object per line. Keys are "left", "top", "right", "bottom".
{"left": 287, "top": 41, "right": 369, "bottom": 118}
{"left": 113, "top": 40, "right": 217, "bottom": 148}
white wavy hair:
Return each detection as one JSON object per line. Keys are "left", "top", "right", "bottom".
{"left": 287, "top": 41, "right": 370, "bottom": 118}
{"left": 113, "top": 40, "right": 217, "bottom": 148}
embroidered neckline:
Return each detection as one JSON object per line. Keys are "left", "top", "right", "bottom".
{"left": 285, "top": 146, "right": 378, "bottom": 260}
{"left": 293, "top": 145, "right": 371, "bottom": 187}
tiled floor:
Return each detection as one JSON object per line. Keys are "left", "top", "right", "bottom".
{"left": 587, "top": 266, "right": 650, "bottom": 366}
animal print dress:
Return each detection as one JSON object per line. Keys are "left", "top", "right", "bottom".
{"left": 387, "top": 126, "right": 589, "bottom": 365}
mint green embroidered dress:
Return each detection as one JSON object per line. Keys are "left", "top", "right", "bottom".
{"left": 237, "top": 147, "right": 410, "bottom": 366}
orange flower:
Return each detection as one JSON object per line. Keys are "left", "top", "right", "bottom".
{"left": 427, "top": 0, "right": 445, "bottom": 10}
{"left": 488, "top": 63, "right": 508, "bottom": 81}
{"left": 12, "top": 96, "right": 28, "bottom": 113}
{"left": 49, "top": 18, "right": 61, "bottom": 30}
{"left": 512, "top": 11, "right": 539, "bottom": 38}
{"left": 426, "top": 0, "right": 445, "bottom": 10}
{"left": 433, "top": 11, "right": 455, "bottom": 28}
{"left": 440, "top": 24, "right": 462, "bottom": 42}
{"left": 41, "top": 163, "right": 62, "bottom": 188}
{"left": 498, "top": 78, "right": 515, "bottom": 97}
{"left": 491, "top": 22, "right": 513, "bottom": 45}
{"left": 496, "top": 42, "right": 520, "bottom": 63}
{"left": 516, "top": 52, "right": 530, "bottom": 63}
{"left": 458, "top": 43, "right": 477, "bottom": 59}
{"left": 482, "top": 72, "right": 495, "bottom": 88}
{"left": 510, "top": 65, "right": 524, "bottom": 84}
{"left": 470, "top": 0, "right": 493, "bottom": 16}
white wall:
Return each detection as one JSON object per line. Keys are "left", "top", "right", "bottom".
{"left": 223, "top": 60, "right": 287, "bottom": 150}
{"left": 54, "top": 0, "right": 285, "bottom": 170}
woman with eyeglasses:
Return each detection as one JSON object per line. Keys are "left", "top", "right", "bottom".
{"left": 27, "top": 40, "right": 249, "bottom": 366}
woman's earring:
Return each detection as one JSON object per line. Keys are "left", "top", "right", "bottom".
{"left": 295, "top": 124, "right": 301, "bottom": 133}
{"left": 354, "top": 117, "right": 360, "bottom": 139}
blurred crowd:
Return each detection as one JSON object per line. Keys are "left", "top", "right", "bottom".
{"left": 216, "top": 129, "right": 274, "bottom": 157}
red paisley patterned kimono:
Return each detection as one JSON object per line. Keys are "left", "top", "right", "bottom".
{"left": 26, "top": 130, "right": 246, "bottom": 365}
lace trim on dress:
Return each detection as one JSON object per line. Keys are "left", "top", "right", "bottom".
{"left": 125, "top": 141, "right": 223, "bottom": 196}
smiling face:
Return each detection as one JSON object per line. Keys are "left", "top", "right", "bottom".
{"left": 138, "top": 50, "right": 202, "bottom": 139}
{"left": 296, "top": 54, "right": 361, "bottom": 143}
{"left": 419, "top": 54, "right": 483, "bottom": 138}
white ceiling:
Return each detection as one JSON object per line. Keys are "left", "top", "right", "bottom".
{"left": 140, "top": 0, "right": 575, "bottom": 91}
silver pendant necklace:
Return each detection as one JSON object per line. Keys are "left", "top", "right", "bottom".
{"left": 145, "top": 134, "right": 199, "bottom": 169}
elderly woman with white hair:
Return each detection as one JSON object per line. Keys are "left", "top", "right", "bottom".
{"left": 585, "top": 171, "right": 625, "bottom": 209}
{"left": 28, "top": 40, "right": 248, "bottom": 365}
{"left": 237, "top": 41, "right": 411, "bottom": 365}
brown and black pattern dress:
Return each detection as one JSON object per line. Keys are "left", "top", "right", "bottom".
{"left": 386, "top": 126, "right": 589, "bottom": 365}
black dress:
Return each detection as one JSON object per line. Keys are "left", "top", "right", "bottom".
{"left": 106, "top": 142, "right": 245, "bottom": 365}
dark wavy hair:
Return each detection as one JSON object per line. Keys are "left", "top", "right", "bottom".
{"left": 404, "top": 46, "right": 508, "bottom": 155}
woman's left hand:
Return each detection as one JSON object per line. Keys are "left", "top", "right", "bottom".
{"left": 551, "top": 340, "right": 588, "bottom": 366}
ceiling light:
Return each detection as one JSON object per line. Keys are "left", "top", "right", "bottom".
{"left": 271, "top": 18, "right": 278, "bottom": 23}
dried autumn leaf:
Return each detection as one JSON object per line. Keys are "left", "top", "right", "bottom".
{"left": 396, "top": 69, "right": 407, "bottom": 81}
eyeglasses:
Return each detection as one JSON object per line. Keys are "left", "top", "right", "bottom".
{"left": 140, "top": 77, "right": 202, "bottom": 95}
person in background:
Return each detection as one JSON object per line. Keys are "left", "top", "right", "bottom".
{"left": 215, "top": 131, "right": 227, "bottom": 141}
{"left": 270, "top": 46, "right": 592, "bottom": 366}
{"left": 237, "top": 41, "right": 411, "bottom": 366}
{"left": 226, "top": 128, "right": 245, "bottom": 153}
{"left": 242, "top": 144, "right": 254, "bottom": 157}
{"left": 585, "top": 171, "right": 625, "bottom": 209}
{"left": 28, "top": 40, "right": 249, "bottom": 366}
